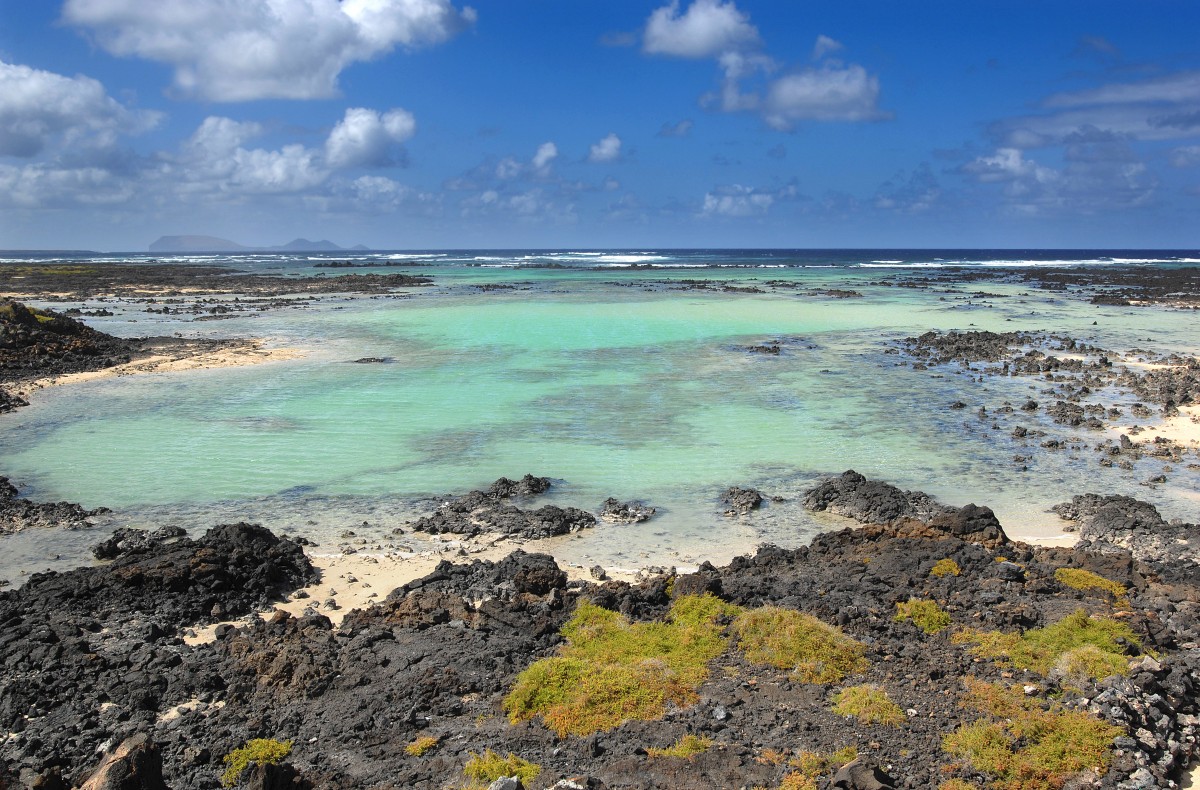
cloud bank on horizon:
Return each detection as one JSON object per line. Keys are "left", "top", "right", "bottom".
{"left": 0, "top": 0, "right": 1198, "bottom": 249}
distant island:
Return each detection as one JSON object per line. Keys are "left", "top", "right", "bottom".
{"left": 149, "top": 235, "right": 370, "bottom": 253}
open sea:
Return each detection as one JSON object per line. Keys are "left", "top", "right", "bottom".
{"left": 2, "top": 249, "right": 1198, "bottom": 582}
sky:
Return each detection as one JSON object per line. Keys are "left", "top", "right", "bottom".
{"left": 1, "top": 1, "right": 1199, "bottom": 251}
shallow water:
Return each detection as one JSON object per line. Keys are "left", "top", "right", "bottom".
{"left": 2, "top": 254, "right": 1198, "bottom": 582}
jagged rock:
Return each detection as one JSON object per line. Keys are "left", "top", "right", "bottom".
{"left": 0, "top": 475, "right": 111, "bottom": 535}
{"left": 92, "top": 526, "right": 188, "bottom": 560}
{"left": 721, "top": 486, "right": 763, "bottom": 515}
{"left": 598, "top": 498, "right": 655, "bottom": 523}
{"left": 802, "top": 470, "right": 947, "bottom": 524}
{"left": 831, "top": 759, "right": 897, "bottom": 790}
{"left": 411, "top": 476, "right": 594, "bottom": 538}
{"left": 77, "top": 734, "right": 168, "bottom": 790}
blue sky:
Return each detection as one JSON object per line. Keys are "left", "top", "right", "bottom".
{"left": 1, "top": 0, "right": 1199, "bottom": 250}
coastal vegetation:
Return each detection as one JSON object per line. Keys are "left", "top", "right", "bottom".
{"left": 404, "top": 736, "right": 439, "bottom": 757}
{"left": 830, "top": 684, "right": 906, "bottom": 726}
{"left": 943, "top": 678, "right": 1123, "bottom": 789}
{"left": 220, "top": 739, "right": 292, "bottom": 787}
{"left": 645, "top": 734, "right": 714, "bottom": 759}
{"left": 732, "top": 605, "right": 868, "bottom": 684}
{"left": 1054, "top": 567, "right": 1129, "bottom": 605}
{"left": 504, "top": 594, "right": 739, "bottom": 736}
{"left": 461, "top": 750, "right": 541, "bottom": 788}
{"left": 893, "top": 597, "right": 952, "bottom": 634}
{"left": 953, "top": 608, "right": 1143, "bottom": 680}
{"left": 930, "top": 558, "right": 962, "bottom": 577}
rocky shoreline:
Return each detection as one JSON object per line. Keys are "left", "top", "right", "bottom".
{"left": 2, "top": 262, "right": 1199, "bottom": 789}
{"left": 0, "top": 471, "right": 1196, "bottom": 789}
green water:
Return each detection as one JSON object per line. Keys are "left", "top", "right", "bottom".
{"left": 2, "top": 268, "right": 1198, "bottom": 579}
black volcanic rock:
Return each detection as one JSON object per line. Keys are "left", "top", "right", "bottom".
{"left": 411, "top": 475, "right": 594, "bottom": 538}
{"left": 1, "top": 475, "right": 111, "bottom": 535}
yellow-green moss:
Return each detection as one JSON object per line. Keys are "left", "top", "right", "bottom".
{"left": 404, "top": 736, "right": 439, "bottom": 757}
{"left": 779, "top": 773, "right": 818, "bottom": 790}
{"left": 952, "top": 609, "right": 1141, "bottom": 681}
{"left": 733, "top": 606, "right": 868, "bottom": 684}
{"left": 646, "top": 734, "right": 713, "bottom": 760}
{"left": 220, "top": 739, "right": 292, "bottom": 788}
{"left": 937, "top": 781, "right": 977, "bottom": 790}
{"left": 462, "top": 750, "right": 541, "bottom": 787}
{"left": 1054, "top": 567, "right": 1128, "bottom": 605}
{"left": 831, "top": 684, "right": 906, "bottom": 726}
{"left": 894, "top": 598, "right": 952, "bottom": 634}
{"left": 943, "top": 679, "right": 1122, "bottom": 790}
{"left": 504, "top": 594, "right": 741, "bottom": 737}
{"left": 931, "top": 558, "right": 962, "bottom": 578}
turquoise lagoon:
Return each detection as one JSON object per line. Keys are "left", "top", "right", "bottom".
{"left": 2, "top": 252, "right": 1198, "bottom": 580}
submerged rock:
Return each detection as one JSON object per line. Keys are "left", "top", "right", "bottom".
{"left": 598, "top": 498, "right": 655, "bottom": 523}
{"left": 721, "top": 486, "right": 763, "bottom": 515}
{"left": 411, "top": 475, "right": 594, "bottom": 538}
{"left": 0, "top": 475, "right": 111, "bottom": 535}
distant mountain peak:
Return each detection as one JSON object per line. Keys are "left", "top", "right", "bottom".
{"left": 149, "top": 235, "right": 369, "bottom": 253}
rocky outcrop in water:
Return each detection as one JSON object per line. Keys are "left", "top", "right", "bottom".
{"left": 410, "top": 476, "right": 596, "bottom": 539}
{"left": 1052, "top": 494, "right": 1199, "bottom": 582}
{"left": 92, "top": 526, "right": 188, "bottom": 560}
{"left": 803, "top": 470, "right": 1008, "bottom": 548}
{"left": 0, "top": 476, "right": 111, "bottom": 535}
{"left": 0, "top": 299, "right": 139, "bottom": 384}
{"left": 720, "top": 486, "right": 763, "bottom": 515}
{"left": 598, "top": 498, "right": 655, "bottom": 523}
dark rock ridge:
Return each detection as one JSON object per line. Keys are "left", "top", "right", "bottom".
{"left": 1, "top": 475, "right": 111, "bottom": 535}
{"left": 2, "top": 492, "right": 1197, "bottom": 789}
{"left": 0, "top": 299, "right": 140, "bottom": 385}
{"left": 410, "top": 475, "right": 596, "bottom": 539}
{"left": 91, "top": 525, "right": 188, "bottom": 560}
{"left": 598, "top": 498, "right": 656, "bottom": 524}
{"left": 1052, "top": 493, "right": 1199, "bottom": 584}
{"left": 803, "top": 470, "right": 1009, "bottom": 548}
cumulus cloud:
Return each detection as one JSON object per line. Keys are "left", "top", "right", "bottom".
{"left": 325, "top": 107, "right": 415, "bottom": 168}
{"left": 961, "top": 132, "right": 1156, "bottom": 215}
{"left": 811, "top": 34, "right": 843, "bottom": 60}
{"left": 0, "top": 162, "right": 136, "bottom": 208}
{"left": 699, "top": 182, "right": 802, "bottom": 217}
{"left": 588, "top": 133, "right": 622, "bottom": 163}
{"left": 62, "top": 0, "right": 476, "bottom": 101}
{"left": 763, "top": 65, "right": 886, "bottom": 129}
{"left": 532, "top": 141, "right": 558, "bottom": 172}
{"left": 641, "top": 3, "right": 884, "bottom": 130}
{"left": 643, "top": 0, "right": 759, "bottom": 59}
{"left": 0, "top": 59, "right": 158, "bottom": 157}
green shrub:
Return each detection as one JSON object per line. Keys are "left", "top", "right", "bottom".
{"left": 952, "top": 609, "right": 1142, "bottom": 680}
{"left": 930, "top": 558, "right": 962, "bottom": 578}
{"left": 943, "top": 679, "right": 1122, "bottom": 790}
{"left": 831, "top": 684, "right": 906, "bottom": 726}
{"left": 646, "top": 734, "right": 713, "bottom": 759}
{"left": 733, "top": 606, "right": 867, "bottom": 684}
{"left": 462, "top": 750, "right": 541, "bottom": 787}
{"left": 1054, "top": 567, "right": 1128, "bottom": 605}
{"left": 220, "top": 739, "right": 292, "bottom": 788}
{"left": 505, "top": 594, "right": 741, "bottom": 736}
{"left": 894, "top": 598, "right": 952, "bottom": 634}
{"left": 404, "top": 736, "right": 439, "bottom": 757}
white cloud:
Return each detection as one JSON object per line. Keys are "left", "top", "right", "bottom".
{"left": 532, "top": 141, "right": 558, "bottom": 172}
{"left": 961, "top": 136, "right": 1156, "bottom": 215}
{"left": 588, "top": 133, "right": 622, "bottom": 163}
{"left": 1170, "top": 145, "right": 1200, "bottom": 168}
{"left": 185, "top": 117, "right": 265, "bottom": 159}
{"left": 62, "top": 0, "right": 476, "bottom": 101}
{"left": 643, "top": 0, "right": 759, "bottom": 58}
{"left": 325, "top": 107, "right": 415, "bottom": 168}
{"left": 0, "top": 163, "right": 135, "bottom": 208}
{"left": 1043, "top": 71, "right": 1200, "bottom": 109}
{"left": 762, "top": 65, "right": 886, "bottom": 129}
{"left": 0, "top": 59, "right": 158, "bottom": 157}
{"left": 701, "top": 183, "right": 774, "bottom": 216}
{"left": 811, "top": 35, "right": 843, "bottom": 60}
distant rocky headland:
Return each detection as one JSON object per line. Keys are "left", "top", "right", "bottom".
{"left": 148, "top": 235, "right": 371, "bottom": 253}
